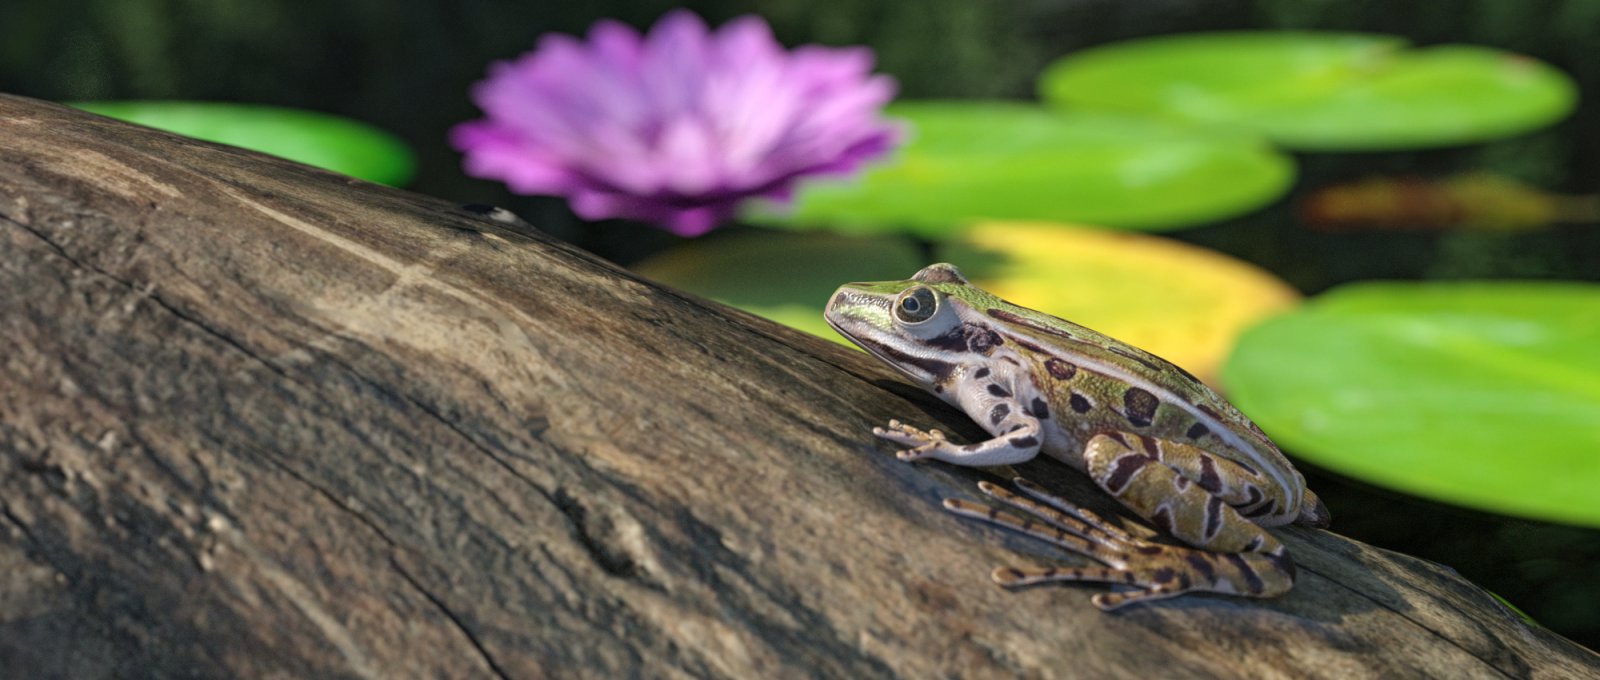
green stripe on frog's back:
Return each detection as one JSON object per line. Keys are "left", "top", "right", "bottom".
{"left": 981, "top": 303, "right": 1298, "bottom": 504}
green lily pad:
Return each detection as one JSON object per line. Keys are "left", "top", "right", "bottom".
{"left": 70, "top": 101, "right": 416, "bottom": 186}
{"left": 1223, "top": 282, "right": 1600, "bottom": 526}
{"left": 632, "top": 230, "right": 925, "bottom": 341}
{"left": 1040, "top": 32, "right": 1577, "bottom": 151}
{"left": 748, "top": 101, "right": 1294, "bottom": 235}
{"left": 635, "top": 223, "right": 1299, "bottom": 383}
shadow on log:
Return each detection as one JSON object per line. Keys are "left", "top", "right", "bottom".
{"left": 1, "top": 94, "right": 1596, "bottom": 679}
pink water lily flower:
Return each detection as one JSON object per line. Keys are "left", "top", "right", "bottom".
{"left": 451, "top": 11, "right": 900, "bottom": 236}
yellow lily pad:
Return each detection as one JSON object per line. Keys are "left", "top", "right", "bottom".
{"left": 948, "top": 222, "right": 1300, "bottom": 383}
{"left": 634, "top": 223, "right": 1299, "bottom": 384}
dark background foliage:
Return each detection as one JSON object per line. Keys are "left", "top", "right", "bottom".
{"left": 3, "top": 0, "right": 1597, "bottom": 649}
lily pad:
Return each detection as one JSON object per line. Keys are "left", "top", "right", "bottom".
{"left": 634, "top": 223, "right": 1299, "bottom": 383}
{"left": 631, "top": 231, "right": 925, "bottom": 342}
{"left": 71, "top": 101, "right": 416, "bottom": 186}
{"left": 749, "top": 101, "right": 1294, "bottom": 235}
{"left": 944, "top": 222, "right": 1299, "bottom": 383}
{"left": 1040, "top": 32, "right": 1577, "bottom": 151}
{"left": 1223, "top": 282, "right": 1600, "bottom": 526}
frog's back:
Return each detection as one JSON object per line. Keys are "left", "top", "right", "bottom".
{"left": 979, "top": 298, "right": 1299, "bottom": 493}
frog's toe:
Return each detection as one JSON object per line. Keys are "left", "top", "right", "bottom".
{"left": 872, "top": 424, "right": 903, "bottom": 440}
{"left": 874, "top": 428, "right": 920, "bottom": 447}
{"left": 992, "top": 564, "right": 1186, "bottom": 611}
{"left": 874, "top": 421, "right": 943, "bottom": 448}
{"left": 896, "top": 441, "right": 941, "bottom": 461}
{"left": 991, "top": 564, "right": 1133, "bottom": 588}
{"left": 1091, "top": 587, "right": 1186, "bottom": 611}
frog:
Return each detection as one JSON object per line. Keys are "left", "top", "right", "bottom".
{"left": 824, "top": 263, "right": 1330, "bottom": 610}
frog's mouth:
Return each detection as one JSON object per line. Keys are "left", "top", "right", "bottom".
{"left": 824, "top": 288, "right": 891, "bottom": 343}
{"left": 824, "top": 287, "right": 950, "bottom": 387}
{"left": 825, "top": 312, "right": 885, "bottom": 362}
{"left": 825, "top": 288, "right": 889, "bottom": 353}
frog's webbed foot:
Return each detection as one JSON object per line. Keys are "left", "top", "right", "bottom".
{"left": 872, "top": 419, "right": 949, "bottom": 461}
{"left": 944, "top": 478, "right": 1289, "bottom": 611}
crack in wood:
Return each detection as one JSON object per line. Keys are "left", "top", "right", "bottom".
{"left": 1, "top": 211, "right": 294, "bottom": 383}
{"left": 251, "top": 449, "right": 517, "bottom": 680}
{"left": 390, "top": 559, "right": 515, "bottom": 680}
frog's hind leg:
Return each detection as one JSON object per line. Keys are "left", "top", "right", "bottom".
{"left": 1125, "top": 434, "right": 1301, "bottom": 526}
{"left": 1079, "top": 433, "right": 1297, "bottom": 601}
{"left": 943, "top": 481, "right": 1136, "bottom": 566}
{"left": 944, "top": 478, "right": 1277, "bottom": 610}
{"left": 944, "top": 429, "right": 1304, "bottom": 609}
{"left": 1010, "top": 477, "right": 1158, "bottom": 542}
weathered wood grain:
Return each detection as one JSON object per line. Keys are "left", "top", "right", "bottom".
{"left": 1, "top": 93, "right": 1595, "bottom": 679}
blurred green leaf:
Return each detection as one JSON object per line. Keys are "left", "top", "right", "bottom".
{"left": 635, "top": 223, "right": 1299, "bottom": 383}
{"left": 1041, "top": 32, "right": 1577, "bottom": 151}
{"left": 748, "top": 101, "right": 1294, "bottom": 235}
{"left": 632, "top": 230, "right": 924, "bottom": 342}
{"left": 1223, "top": 282, "right": 1600, "bottom": 526}
{"left": 71, "top": 100, "right": 416, "bottom": 186}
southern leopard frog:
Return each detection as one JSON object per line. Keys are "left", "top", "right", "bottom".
{"left": 825, "top": 263, "right": 1329, "bottom": 610}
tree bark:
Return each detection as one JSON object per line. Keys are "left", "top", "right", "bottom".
{"left": 0, "top": 93, "right": 1594, "bottom": 679}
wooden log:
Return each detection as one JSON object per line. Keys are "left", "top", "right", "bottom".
{"left": 0, "top": 93, "right": 1595, "bottom": 679}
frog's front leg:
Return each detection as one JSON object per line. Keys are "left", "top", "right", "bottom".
{"left": 874, "top": 416, "right": 1042, "bottom": 466}
{"left": 874, "top": 367, "right": 1044, "bottom": 466}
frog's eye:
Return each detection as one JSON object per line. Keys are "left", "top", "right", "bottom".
{"left": 894, "top": 287, "right": 938, "bottom": 324}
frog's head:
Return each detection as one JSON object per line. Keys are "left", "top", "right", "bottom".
{"left": 825, "top": 263, "right": 995, "bottom": 390}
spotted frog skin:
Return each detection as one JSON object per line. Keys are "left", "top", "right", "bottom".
{"left": 825, "top": 263, "right": 1330, "bottom": 610}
